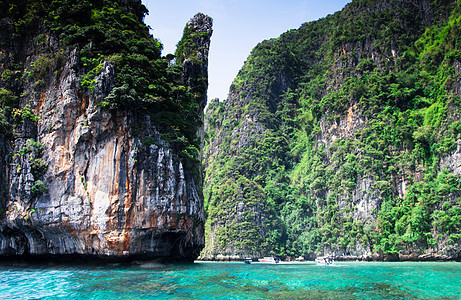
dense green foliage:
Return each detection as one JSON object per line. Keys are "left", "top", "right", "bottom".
{"left": 0, "top": 0, "right": 207, "bottom": 167}
{"left": 204, "top": 0, "right": 461, "bottom": 259}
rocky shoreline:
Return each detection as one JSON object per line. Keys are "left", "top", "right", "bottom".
{"left": 197, "top": 253, "right": 461, "bottom": 262}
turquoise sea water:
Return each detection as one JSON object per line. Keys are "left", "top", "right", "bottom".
{"left": 0, "top": 261, "right": 460, "bottom": 299}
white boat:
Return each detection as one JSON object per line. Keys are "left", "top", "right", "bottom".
{"left": 258, "top": 257, "right": 280, "bottom": 263}
{"left": 315, "top": 256, "right": 335, "bottom": 265}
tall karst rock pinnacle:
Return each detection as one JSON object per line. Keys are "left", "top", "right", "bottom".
{"left": 0, "top": 1, "right": 212, "bottom": 261}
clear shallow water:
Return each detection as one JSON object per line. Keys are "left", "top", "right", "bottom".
{"left": 0, "top": 261, "right": 460, "bottom": 299}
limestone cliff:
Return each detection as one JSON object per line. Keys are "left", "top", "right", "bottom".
{"left": 0, "top": 1, "right": 212, "bottom": 261}
{"left": 203, "top": 0, "right": 461, "bottom": 261}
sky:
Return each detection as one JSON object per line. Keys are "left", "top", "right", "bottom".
{"left": 143, "top": 0, "right": 352, "bottom": 102}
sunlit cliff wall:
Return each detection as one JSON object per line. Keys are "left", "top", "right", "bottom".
{"left": 0, "top": 1, "right": 212, "bottom": 261}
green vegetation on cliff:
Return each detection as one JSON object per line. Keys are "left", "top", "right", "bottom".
{"left": 204, "top": 0, "right": 461, "bottom": 259}
{"left": 0, "top": 0, "right": 208, "bottom": 168}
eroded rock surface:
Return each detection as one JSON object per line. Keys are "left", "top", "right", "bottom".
{"left": 0, "top": 12, "right": 212, "bottom": 261}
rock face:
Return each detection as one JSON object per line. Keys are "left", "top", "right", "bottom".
{"left": 203, "top": 0, "right": 461, "bottom": 261}
{"left": 0, "top": 5, "right": 212, "bottom": 261}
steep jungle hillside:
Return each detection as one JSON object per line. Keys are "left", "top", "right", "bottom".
{"left": 0, "top": 0, "right": 212, "bottom": 260}
{"left": 203, "top": 0, "right": 461, "bottom": 261}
